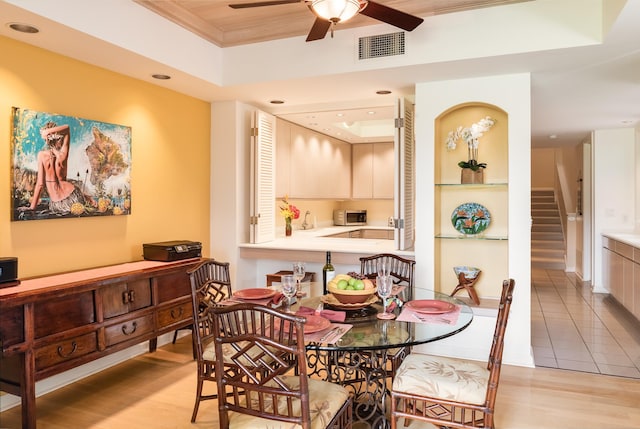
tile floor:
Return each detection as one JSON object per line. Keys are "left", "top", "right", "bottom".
{"left": 532, "top": 268, "right": 640, "bottom": 378}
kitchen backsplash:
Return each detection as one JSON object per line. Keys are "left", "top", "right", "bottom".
{"left": 276, "top": 199, "right": 394, "bottom": 229}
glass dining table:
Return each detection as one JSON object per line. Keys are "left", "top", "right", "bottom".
{"left": 293, "top": 284, "right": 474, "bottom": 429}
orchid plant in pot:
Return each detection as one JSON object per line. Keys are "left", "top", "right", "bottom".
{"left": 280, "top": 196, "right": 300, "bottom": 236}
{"left": 445, "top": 116, "right": 496, "bottom": 183}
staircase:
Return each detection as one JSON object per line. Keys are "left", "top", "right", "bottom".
{"left": 531, "top": 190, "right": 565, "bottom": 270}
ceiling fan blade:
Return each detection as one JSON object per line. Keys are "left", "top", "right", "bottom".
{"left": 360, "top": 1, "right": 424, "bottom": 32}
{"left": 306, "top": 18, "right": 331, "bottom": 42}
{"left": 229, "top": 0, "right": 299, "bottom": 9}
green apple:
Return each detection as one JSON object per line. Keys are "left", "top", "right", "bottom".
{"left": 345, "top": 285, "right": 354, "bottom": 290}
{"left": 348, "top": 277, "right": 357, "bottom": 286}
{"left": 337, "top": 279, "right": 348, "bottom": 290}
{"left": 354, "top": 279, "right": 365, "bottom": 290}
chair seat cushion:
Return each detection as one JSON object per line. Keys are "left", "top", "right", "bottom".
{"left": 229, "top": 376, "right": 350, "bottom": 429}
{"left": 203, "top": 341, "right": 274, "bottom": 365}
{"left": 392, "top": 353, "right": 489, "bottom": 405}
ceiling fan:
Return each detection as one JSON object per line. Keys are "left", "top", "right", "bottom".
{"left": 228, "top": 0, "right": 424, "bottom": 42}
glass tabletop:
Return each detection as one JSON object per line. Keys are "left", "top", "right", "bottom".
{"left": 299, "top": 290, "right": 473, "bottom": 352}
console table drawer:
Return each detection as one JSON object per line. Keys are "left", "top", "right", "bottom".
{"left": 35, "top": 332, "right": 98, "bottom": 371}
{"left": 34, "top": 291, "right": 95, "bottom": 338}
{"left": 156, "top": 270, "right": 191, "bottom": 303}
{"left": 105, "top": 314, "right": 153, "bottom": 347}
{"left": 157, "top": 301, "right": 192, "bottom": 330}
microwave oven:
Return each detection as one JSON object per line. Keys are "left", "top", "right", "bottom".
{"left": 333, "top": 209, "right": 367, "bottom": 226}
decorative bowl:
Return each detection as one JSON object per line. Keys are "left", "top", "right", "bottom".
{"left": 453, "top": 266, "right": 481, "bottom": 280}
{"left": 328, "top": 283, "right": 377, "bottom": 304}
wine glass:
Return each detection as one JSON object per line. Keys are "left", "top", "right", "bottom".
{"left": 281, "top": 274, "right": 296, "bottom": 313}
{"left": 376, "top": 275, "right": 395, "bottom": 320}
{"left": 293, "top": 261, "right": 306, "bottom": 297}
{"left": 377, "top": 259, "right": 390, "bottom": 278}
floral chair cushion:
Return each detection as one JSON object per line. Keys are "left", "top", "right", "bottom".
{"left": 203, "top": 341, "right": 276, "bottom": 366}
{"left": 228, "top": 376, "right": 350, "bottom": 429}
{"left": 392, "top": 353, "right": 489, "bottom": 405}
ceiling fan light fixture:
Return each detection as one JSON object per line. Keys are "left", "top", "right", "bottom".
{"left": 310, "top": 0, "right": 365, "bottom": 23}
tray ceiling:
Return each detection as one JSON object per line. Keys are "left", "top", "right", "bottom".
{"left": 134, "top": 0, "right": 530, "bottom": 47}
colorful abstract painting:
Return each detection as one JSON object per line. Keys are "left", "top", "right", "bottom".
{"left": 11, "top": 107, "right": 132, "bottom": 221}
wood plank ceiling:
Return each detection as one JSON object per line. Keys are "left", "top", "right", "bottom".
{"left": 134, "top": 0, "right": 530, "bottom": 47}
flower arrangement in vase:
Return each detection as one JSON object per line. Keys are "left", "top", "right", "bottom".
{"left": 445, "top": 116, "right": 496, "bottom": 183}
{"left": 280, "top": 196, "right": 300, "bottom": 236}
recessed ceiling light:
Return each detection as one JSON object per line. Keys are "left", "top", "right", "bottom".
{"left": 8, "top": 22, "right": 39, "bottom": 33}
{"left": 367, "top": 111, "right": 376, "bottom": 115}
{"left": 376, "top": 90, "right": 392, "bottom": 95}
{"left": 548, "top": 134, "right": 557, "bottom": 139}
{"left": 336, "top": 113, "right": 344, "bottom": 117}
{"left": 152, "top": 74, "right": 171, "bottom": 80}
{"left": 270, "top": 100, "right": 285, "bottom": 104}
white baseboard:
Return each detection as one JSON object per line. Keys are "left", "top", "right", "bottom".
{"left": 412, "top": 310, "right": 535, "bottom": 368}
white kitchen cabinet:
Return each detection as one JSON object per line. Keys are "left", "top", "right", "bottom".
{"left": 610, "top": 248, "right": 623, "bottom": 302}
{"left": 276, "top": 119, "right": 351, "bottom": 199}
{"left": 352, "top": 142, "right": 393, "bottom": 199}
{"left": 352, "top": 144, "right": 373, "bottom": 198}
{"left": 602, "top": 236, "right": 640, "bottom": 321}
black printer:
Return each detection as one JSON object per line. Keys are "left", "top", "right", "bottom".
{"left": 142, "top": 240, "right": 202, "bottom": 261}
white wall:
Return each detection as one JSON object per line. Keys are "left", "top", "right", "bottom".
{"left": 414, "top": 73, "right": 533, "bottom": 367}
{"left": 636, "top": 124, "right": 640, "bottom": 232}
{"left": 210, "top": 101, "right": 255, "bottom": 285}
{"left": 591, "top": 128, "right": 636, "bottom": 292}
{"left": 581, "top": 142, "right": 592, "bottom": 281}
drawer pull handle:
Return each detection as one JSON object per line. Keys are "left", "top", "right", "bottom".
{"left": 57, "top": 341, "right": 78, "bottom": 358}
{"left": 170, "top": 307, "right": 184, "bottom": 319}
{"left": 122, "top": 290, "right": 136, "bottom": 303}
{"left": 121, "top": 321, "right": 138, "bottom": 335}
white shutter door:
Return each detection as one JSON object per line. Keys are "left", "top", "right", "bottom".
{"left": 395, "top": 98, "right": 415, "bottom": 250}
{"left": 250, "top": 110, "right": 276, "bottom": 244}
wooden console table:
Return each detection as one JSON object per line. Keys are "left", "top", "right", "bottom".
{"left": 0, "top": 258, "right": 201, "bottom": 429}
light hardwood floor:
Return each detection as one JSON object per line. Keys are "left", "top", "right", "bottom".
{"left": 1, "top": 335, "right": 640, "bottom": 429}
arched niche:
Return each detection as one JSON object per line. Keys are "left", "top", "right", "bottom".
{"left": 435, "top": 102, "right": 508, "bottom": 184}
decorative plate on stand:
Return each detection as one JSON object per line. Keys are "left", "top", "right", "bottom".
{"left": 451, "top": 202, "right": 491, "bottom": 236}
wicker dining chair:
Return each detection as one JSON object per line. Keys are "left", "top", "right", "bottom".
{"left": 211, "top": 302, "right": 353, "bottom": 429}
{"left": 188, "top": 259, "right": 233, "bottom": 423}
{"left": 390, "top": 279, "right": 516, "bottom": 429}
{"left": 360, "top": 253, "right": 416, "bottom": 376}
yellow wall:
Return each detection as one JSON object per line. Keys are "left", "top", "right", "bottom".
{"left": 531, "top": 148, "right": 556, "bottom": 188}
{"left": 0, "top": 37, "right": 211, "bottom": 278}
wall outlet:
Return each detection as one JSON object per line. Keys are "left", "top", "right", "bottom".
{"left": 388, "top": 217, "right": 395, "bottom": 227}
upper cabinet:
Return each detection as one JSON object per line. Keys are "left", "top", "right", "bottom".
{"left": 276, "top": 118, "right": 351, "bottom": 199}
{"left": 352, "top": 142, "right": 394, "bottom": 199}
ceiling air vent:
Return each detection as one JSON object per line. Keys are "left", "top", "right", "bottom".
{"left": 358, "top": 32, "right": 405, "bottom": 60}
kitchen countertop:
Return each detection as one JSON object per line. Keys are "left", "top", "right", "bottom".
{"left": 602, "top": 232, "right": 640, "bottom": 248}
{"left": 239, "top": 226, "right": 414, "bottom": 258}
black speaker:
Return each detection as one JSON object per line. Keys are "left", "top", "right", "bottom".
{"left": 0, "top": 257, "right": 18, "bottom": 284}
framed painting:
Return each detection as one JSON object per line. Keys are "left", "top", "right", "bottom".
{"left": 11, "top": 107, "right": 132, "bottom": 221}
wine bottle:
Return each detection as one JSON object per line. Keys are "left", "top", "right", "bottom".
{"left": 322, "top": 251, "right": 335, "bottom": 295}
